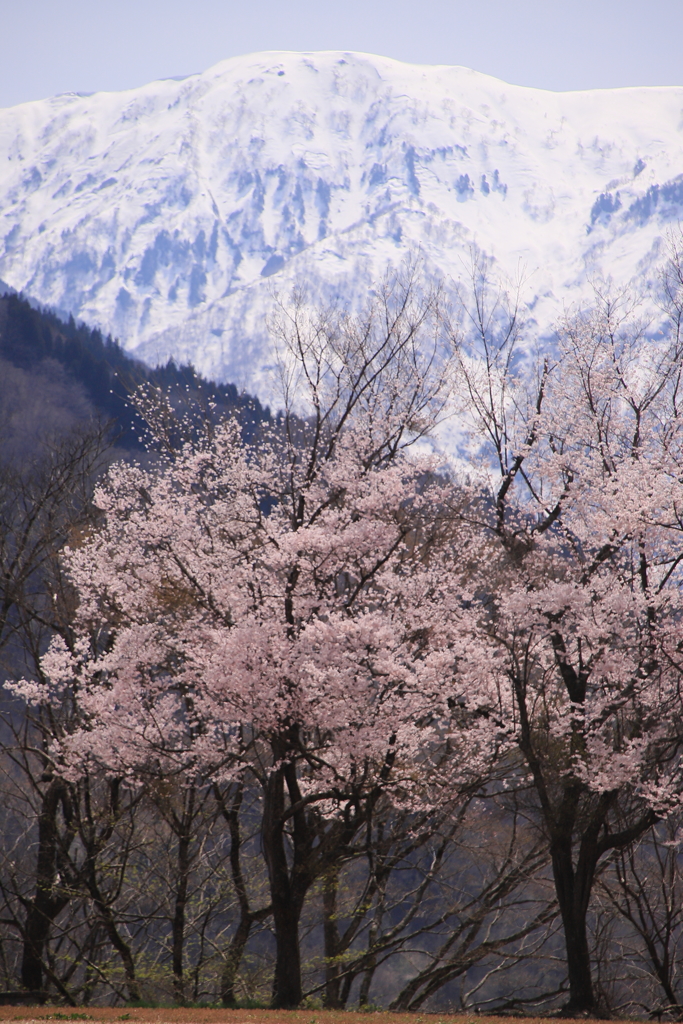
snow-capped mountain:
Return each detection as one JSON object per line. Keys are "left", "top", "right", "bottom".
{"left": 1, "top": 51, "right": 682, "bottom": 397}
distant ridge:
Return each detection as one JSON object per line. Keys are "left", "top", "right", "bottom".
{"left": 0, "top": 51, "right": 682, "bottom": 397}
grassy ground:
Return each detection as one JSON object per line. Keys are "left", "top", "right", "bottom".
{"left": 0, "top": 1009, "right": 605, "bottom": 1024}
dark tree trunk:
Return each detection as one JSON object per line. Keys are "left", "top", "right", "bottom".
{"left": 21, "top": 780, "right": 73, "bottom": 992}
{"left": 91, "top": 891, "right": 141, "bottom": 1004}
{"left": 270, "top": 889, "right": 304, "bottom": 1009}
{"left": 551, "top": 831, "right": 597, "bottom": 1015}
{"left": 74, "top": 777, "right": 141, "bottom": 1003}
{"left": 84, "top": 851, "right": 140, "bottom": 1003}
{"left": 83, "top": 839, "right": 140, "bottom": 1001}
{"left": 21, "top": 900, "right": 67, "bottom": 992}
{"left": 556, "top": 889, "right": 594, "bottom": 1012}
{"left": 514, "top": 659, "right": 602, "bottom": 1017}
{"left": 214, "top": 780, "right": 272, "bottom": 1007}
{"left": 221, "top": 914, "right": 253, "bottom": 1007}
{"left": 261, "top": 765, "right": 306, "bottom": 1009}
{"left": 260, "top": 735, "right": 367, "bottom": 1010}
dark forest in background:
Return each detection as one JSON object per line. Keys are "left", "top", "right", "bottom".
{"left": 0, "top": 290, "right": 270, "bottom": 460}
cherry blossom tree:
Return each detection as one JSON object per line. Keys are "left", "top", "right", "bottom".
{"left": 450, "top": 265, "right": 683, "bottom": 1014}
{"left": 21, "top": 270, "right": 500, "bottom": 1009}
{"left": 22, "top": 253, "right": 683, "bottom": 1014}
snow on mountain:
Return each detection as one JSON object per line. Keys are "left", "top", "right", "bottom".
{"left": 1, "top": 51, "right": 682, "bottom": 398}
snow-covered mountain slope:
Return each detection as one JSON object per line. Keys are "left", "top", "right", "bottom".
{"left": 1, "top": 51, "right": 682, "bottom": 396}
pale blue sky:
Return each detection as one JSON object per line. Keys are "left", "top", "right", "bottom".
{"left": 1, "top": 0, "right": 682, "bottom": 108}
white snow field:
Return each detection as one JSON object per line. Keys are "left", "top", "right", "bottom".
{"left": 1, "top": 51, "right": 682, "bottom": 396}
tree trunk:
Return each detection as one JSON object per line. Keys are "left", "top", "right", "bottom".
{"left": 260, "top": 744, "right": 365, "bottom": 1009}
{"left": 271, "top": 892, "right": 304, "bottom": 1008}
{"left": 261, "top": 766, "right": 305, "bottom": 1009}
{"left": 214, "top": 779, "right": 272, "bottom": 1007}
{"left": 221, "top": 914, "right": 252, "bottom": 1007}
{"left": 358, "top": 872, "right": 387, "bottom": 1008}
{"left": 21, "top": 900, "right": 65, "bottom": 992}
{"left": 95, "top": 897, "right": 141, "bottom": 1004}
{"left": 21, "top": 780, "right": 72, "bottom": 992}
{"left": 84, "top": 858, "right": 140, "bottom": 1003}
{"left": 551, "top": 843, "right": 595, "bottom": 1014}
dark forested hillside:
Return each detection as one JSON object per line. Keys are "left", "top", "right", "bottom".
{"left": 0, "top": 290, "right": 270, "bottom": 459}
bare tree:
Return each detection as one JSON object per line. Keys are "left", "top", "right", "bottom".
{"left": 595, "top": 815, "right": 683, "bottom": 1019}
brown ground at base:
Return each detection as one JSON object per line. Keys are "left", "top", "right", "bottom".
{"left": 0, "top": 1009, "right": 610, "bottom": 1024}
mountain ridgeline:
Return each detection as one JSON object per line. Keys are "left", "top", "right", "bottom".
{"left": 2, "top": 51, "right": 683, "bottom": 400}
